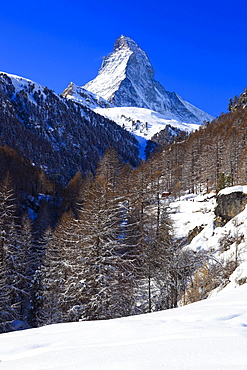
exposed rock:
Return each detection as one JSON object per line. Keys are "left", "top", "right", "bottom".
{"left": 215, "top": 188, "right": 247, "bottom": 224}
{"left": 188, "top": 225, "right": 204, "bottom": 244}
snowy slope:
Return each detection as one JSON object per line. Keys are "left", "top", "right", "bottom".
{"left": 0, "top": 285, "right": 247, "bottom": 369}
{"left": 170, "top": 190, "right": 247, "bottom": 295}
{"left": 94, "top": 106, "right": 201, "bottom": 140}
{"left": 0, "top": 72, "right": 50, "bottom": 103}
{"left": 62, "top": 82, "right": 113, "bottom": 110}
{"left": 80, "top": 35, "right": 214, "bottom": 124}
{"left": 93, "top": 106, "right": 201, "bottom": 158}
{"left": 84, "top": 37, "right": 133, "bottom": 103}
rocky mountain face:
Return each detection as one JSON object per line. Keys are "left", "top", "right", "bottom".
{"left": 67, "top": 35, "right": 213, "bottom": 124}
{"left": 215, "top": 186, "right": 247, "bottom": 225}
{"left": 0, "top": 73, "right": 140, "bottom": 185}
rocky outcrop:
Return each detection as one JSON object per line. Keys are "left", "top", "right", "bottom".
{"left": 188, "top": 225, "right": 204, "bottom": 244}
{"left": 62, "top": 82, "right": 113, "bottom": 110}
{"left": 215, "top": 186, "right": 247, "bottom": 225}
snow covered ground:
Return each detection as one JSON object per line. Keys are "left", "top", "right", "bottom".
{"left": 1, "top": 189, "right": 247, "bottom": 369}
{"left": 0, "top": 284, "right": 247, "bottom": 369}
{"left": 170, "top": 190, "right": 247, "bottom": 293}
{"left": 169, "top": 192, "right": 216, "bottom": 240}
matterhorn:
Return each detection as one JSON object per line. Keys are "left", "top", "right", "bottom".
{"left": 64, "top": 36, "right": 213, "bottom": 123}
{"left": 63, "top": 36, "right": 213, "bottom": 150}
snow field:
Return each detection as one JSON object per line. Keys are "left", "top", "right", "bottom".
{"left": 0, "top": 284, "right": 247, "bottom": 369}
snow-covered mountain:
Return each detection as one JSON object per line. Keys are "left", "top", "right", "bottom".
{"left": 65, "top": 35, "right": 213, "bottom": 125}
{"left": 93, "top": 106, "right": 201, "bottom": 140}
{"left": 93, "top": 106, "right": 201, "bottom": 158}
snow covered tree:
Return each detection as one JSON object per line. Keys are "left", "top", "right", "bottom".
{"left": 17, "top": 216, "right": 35, "bottom": 324}
{"left": 34, "top": 227, "right": 64, "bottom": 326}
{"left": 54, "top": 211, "right": 88, "bottom": 322}
{"left": 0, "top": 259, "right": 17, "bottom": 332}
{"left": 0, "top": 173, "right": 20, "bottom": 328}
{"left": 77, "top": 171, "right": 136, "bottom": 320}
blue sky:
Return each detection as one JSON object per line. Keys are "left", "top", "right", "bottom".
{"left": 1, "top": 0, "right": 247, "bottom": 117}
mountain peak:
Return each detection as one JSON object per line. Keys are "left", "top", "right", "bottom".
{"left": 68, "top": 37, "right": 214, "bottom": 124}
{"left": 113, "top": 35, "right": 139, "bottom": 52}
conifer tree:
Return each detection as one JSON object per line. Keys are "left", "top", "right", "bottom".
{"left": 34, "top": 227, "right": 64, "bottom": 326}
{"left": 0, "top": 259, "right": 17, "bottom": 332}
{"left": 0, "top": 173, "right": 20, "bottom": 327}
{"left": 77, "top": 168, "right": 136, "bottom": 320}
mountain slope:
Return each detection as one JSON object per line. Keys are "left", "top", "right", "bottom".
{"left": 0, "top": 72, "right": 140, "bottom": 184}
{"left": 93, "top": 106, "right": 201, "bottom": 140}
{"left": 62, "top": 82, "right": 113, "bottom": 110}
{"left": 92, "top": 106, "right": 201, "bottom": 158}
{"left": 81, "top": 35, "right": 213, "bottom": 124}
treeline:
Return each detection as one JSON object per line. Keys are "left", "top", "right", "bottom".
{"left": 1, "top": 147, "right": 209, "bottom": 332}
{"left": 147, "top": 104, "right": 247, "bottom": 196}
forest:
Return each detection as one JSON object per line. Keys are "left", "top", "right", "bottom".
{"left": 1, "top": 90, "right": 247, "bottom": 332}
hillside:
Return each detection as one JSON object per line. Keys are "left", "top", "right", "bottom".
{"left": 144, "top": 103, "right": 247, "bottom": 196}
{"left": 1, "top": 182, "right": 247, "bottom": 368}
{"left": 0, "top": 72, "right": 140, "bottom": 185}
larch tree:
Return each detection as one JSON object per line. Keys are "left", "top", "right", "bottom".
{"left": 0, "top": 173, "right": 20, "bottom": 327}
{"left": 34, "top": 227, "right": 64, "bottom": 326}
{"left": 77, "top": 164, "right": 136, "bottom": 320}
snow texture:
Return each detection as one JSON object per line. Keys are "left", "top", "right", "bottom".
{"left": 94, "top": 106, "right": 200, "bottom": 140}
{"left": 170, "top": 190, "right": 247, "bottom": 293}
{"left": 0, "top": 72, "right": 49, "bottom": 103}
{"left": 0, "top": 285, "right": 246, "bottom": 369}
{"left": 93, "top": 106, "right": 201, "bottom": 158}
{"left": 218, "top": 185, "right": 247, "bottom": 196}
{"left": 62, "top": 82, "right": 113, "bottom": 110}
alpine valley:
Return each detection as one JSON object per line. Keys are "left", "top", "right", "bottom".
{"left": 1, "top": 34, "right": 247, "bottom": 370}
